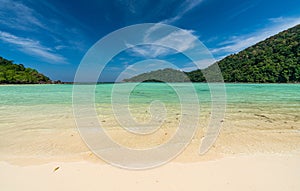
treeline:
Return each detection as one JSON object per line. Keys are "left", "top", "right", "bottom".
{"left": 123, "top": 68, "right": 190, "bottom": 82}
{"left": 125, "top": 24, "right": 300, "bottom": 83}
{"left": 188, "top": 24, "right": 300, "bottom": 83}
{"left": 0, "top": 57, "right": 51, "bottom": 84}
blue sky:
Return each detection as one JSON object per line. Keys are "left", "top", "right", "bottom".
{"left": 0, "top": 0, "right": 300, "bottom": 82}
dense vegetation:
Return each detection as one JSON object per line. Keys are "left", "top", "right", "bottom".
{"left": 125, "top": 24, "right": 300, "bottom": 83}
{"left": 123, "top": 68, "right": 190, "bottom": 82}
{"left": 188, "top": 24, "right": 300, "bottom": 83}
{"left": 0, "top": 57, "right": 51, "bottom": 84}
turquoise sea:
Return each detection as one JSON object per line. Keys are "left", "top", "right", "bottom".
{"left": 0, "top": 83, "right": 299, "bottom": 105}
{"left": 0, "top": 83, "right": 299, "bottom": 162}
{"left": 0, "top": 84, "right": 299, "bottom": 114}
{"left": 1, "top": 83, "right": 299, "bottom": 128}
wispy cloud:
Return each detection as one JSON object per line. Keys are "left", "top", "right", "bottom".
{"left": 211, "top": 16, "right": 300, "bottom": 56}
{"left": 0, "top": 0, "right": 45, "bottom": 31}
{"left": 116, "top": 0, "right": 142, "bottom": 14}
{"left": 0, "top": 0, "right": 87, "bottom": 64}
{"left": 126, "top": 25, "right": 197, "bottom": 58}
{"left": 126, "top": 44, "right": 173, "bottom": 58}
{"left": 162, "top": 0, "right": 203, "bottom": 24}
{"left": 227, "top": 2, "right": 256, "bottom": 20}
{"left": 144, "top": 26, "right": 197, "bottom": 52}
{"left": 0, "top": 31, "right": 67, "bottom": 64}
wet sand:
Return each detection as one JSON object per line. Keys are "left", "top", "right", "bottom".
{"left": 0, "top": 102, "right": 300, "bottom": 190}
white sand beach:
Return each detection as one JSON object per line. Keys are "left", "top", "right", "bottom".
{"left": 1, "top": 84, "right": 300, "bottom": 190}
{"left": 1, "top": 107, "right": 300, "bottom": 190}
{"left": 1, "top": 154, "right": 300, "bottom": 191}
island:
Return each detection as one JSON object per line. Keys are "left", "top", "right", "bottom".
{"left": 0, "top": 57, "right": 63, "bottom": 84}
{"left": 125, "top": 24, "right": 300, "bottom": 83}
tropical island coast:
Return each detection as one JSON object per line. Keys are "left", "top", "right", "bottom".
{"left": 0, "top": 2, "right": 300, "bottom": 191}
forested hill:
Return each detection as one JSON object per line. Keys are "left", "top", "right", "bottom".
{"left": 188, "top": 24, "right": 300, "bottom": 83}
{"left": 123, "top": 68, "right": 190, "bottom": 82}
{"left": 0, "top": 57, "right": 51, "bottom": 84}
{"left": 125, "top": 24, "right": 300, "bottom": 83}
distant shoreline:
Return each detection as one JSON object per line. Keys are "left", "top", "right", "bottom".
{"left": 1, "top": 82, "right": 300, "bottom": 85}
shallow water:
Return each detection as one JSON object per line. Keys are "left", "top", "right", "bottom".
{"left": 1, "top": 83, "right": 299, "bottom": 127}
{"left": 0, "top": 83, "right": 299, "bottom": 126}
{"left": 0, "top": 83, "right": 299, "bottom": 163}
{"left": 1, "top": 83, "right": 299, "bottom": 104}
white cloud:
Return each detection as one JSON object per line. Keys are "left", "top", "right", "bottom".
{"left": 126, "top": 25, "right": 197, "bottom": 58}
{"left": 0, "top": 31, "right": 67, "bottom": 64}
{"left": 162, "top": 0, "right": 203, "bottom": 24}
{"left": 126, "top": 44, "right": 174, "bottom": 58}
{"left": 145, "top": 28, "right": 197, "bottom": 52}
{"left": 0, "top": 0, "right": 87, "bottom": 54}
{"left": 0, "top": 0, "right": 45, "bottom": 31}
{"left": 227, "top": 3, "right": 256, "bottom": 20}
{"left": 211, "top": 17, "right": 300, "bottom": 55}
{"left": 54, "top": 45, "right": 68, "bottom": 50}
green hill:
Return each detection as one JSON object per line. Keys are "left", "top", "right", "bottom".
{"left": 0, "top": 57, "right": 51, "bottom": 84}
{"left": 125, "top": 24, "right": 300, "bottom": 83}
{"left": 189, "top": 24, "right": 300, "bottom": 83}
{"left": 123, "top": 68, "right": 190, "bottom": 82}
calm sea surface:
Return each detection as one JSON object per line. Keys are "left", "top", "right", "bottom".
{"left": 0, "top": 83, "right": 299, "bottom": 124}
{"left": 0, "top": 83, "right": 299, "bottom": 106}
{"left": 0, "top": 83, "right": 299, "bottom": 160}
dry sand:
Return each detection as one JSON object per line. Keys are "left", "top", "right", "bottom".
{"left": 1, "top": 104, "right": 300, "bottom": 190}
{"left": 1, "top": 154, "right": 300, "bottom": 191}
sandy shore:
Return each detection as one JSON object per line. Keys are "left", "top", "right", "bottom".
{"left": 1, "top": 154, "right": 300, "bottom": 191}
{"left": 1, "top": 100, "right": 300, "bottom": 190}
{"left": 1, "top": 104, "right": 300, "bottom": 164}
